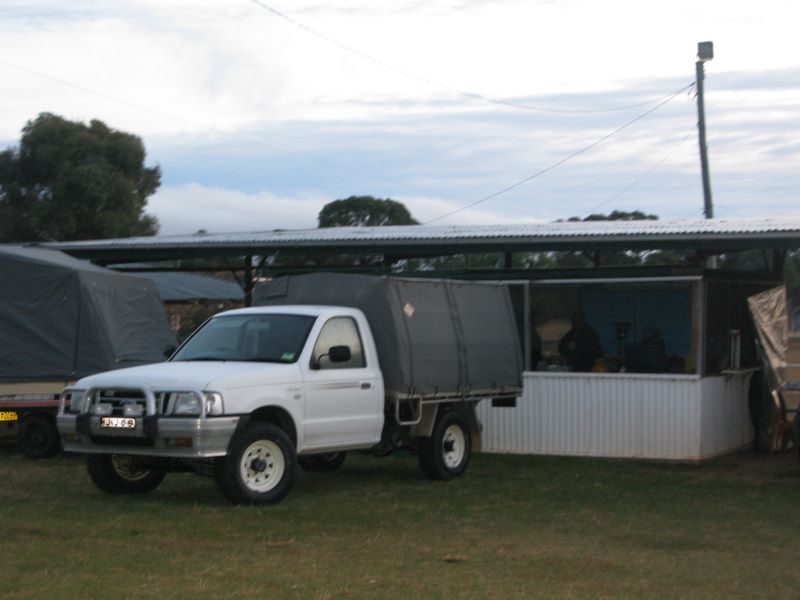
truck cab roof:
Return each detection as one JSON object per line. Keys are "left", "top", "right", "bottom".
{"left": 217, "top": 305, "right": 365, "bottom": 320}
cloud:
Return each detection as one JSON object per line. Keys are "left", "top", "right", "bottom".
{"left": 401, "top": 195, "right": 544, "bottom": 226}
{"left": 138, "top": 67, "right": 798, "bottom": 225}
{"left": 148, "top": 185, "right": 326, "bottom": 235}
{"left": 2, "top": 0, "right": 800, "bottom": 230}
{"left": 146, "top": 184, "right": 539, "bottom": 235}
{"left": 4, "top": 0, "right": 796, "bottom": 141}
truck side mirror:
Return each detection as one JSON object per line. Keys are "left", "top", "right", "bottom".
{"left": 328, "top": 345, "right": 351, "bottom": 363}
{"left": 311, "top": 345, "right": 352, "bottom": 369}
{"left": 163, "top": 344, "right": 177, "bottom": 359}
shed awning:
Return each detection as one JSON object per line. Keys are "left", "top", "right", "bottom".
{"left": 41, "top": 218, "right": 800, "bottom": 263}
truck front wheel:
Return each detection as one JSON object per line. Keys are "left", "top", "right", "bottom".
{"left": 214, "top": 423, "right": 295, "bottom": 505}
{"left": 86, "top": 454, "right": 166, "bottom": 494}
{"left": 418, "top": 410, "right": 471, "bottom": 480}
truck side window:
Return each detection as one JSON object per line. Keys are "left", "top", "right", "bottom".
{"left": 313, "top": 317, "right": 366, "bottom": 369}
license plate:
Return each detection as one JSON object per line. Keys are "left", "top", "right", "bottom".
{"left": 0, "top": 411, "right": 18, "bottom": 422}
{"left": 100, "top": 417, "right": 137, "bottom": 429}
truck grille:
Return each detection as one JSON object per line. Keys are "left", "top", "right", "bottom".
{"left": 91, "top": 390, "right": 168, "bottom": 416}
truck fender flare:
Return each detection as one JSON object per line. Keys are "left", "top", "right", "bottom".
{"left": 413, "top": 404, "right": 439, "bottom": 438}
{"left": 229, "top": 406, "right": 298, "bottom": 451}
{"left": 412, "top": 402, "right": 482, "bottom": 452}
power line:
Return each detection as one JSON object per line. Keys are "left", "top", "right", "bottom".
{"left": 0, "top": 59, "right": 203, "bottom": 130}
{"left": 424, "top": 83, "right": 694, "bottom": 224}
{"left": 583, "top": 125, "right": 697, "bottom": 215}
{"left": 0, "top": 59, "right": 443, "bottom": 198}
{"left": 1, "top": 59, "right": 693, "bottom": 224}
{"left": 248, "top": 0, "right": 693, "bottom": 115}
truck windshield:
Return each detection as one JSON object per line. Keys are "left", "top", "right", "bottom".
{"left": 172, "top": 314, "right": 316, "bottom": 363}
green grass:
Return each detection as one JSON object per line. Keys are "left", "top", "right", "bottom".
{"left": 2, "top": 444, "right": 800, "bottom": 599}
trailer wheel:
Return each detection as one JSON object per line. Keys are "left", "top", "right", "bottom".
{"left": 19, "top": 415, "right": 60, "bottom": 459}
{"left": 418, "top": 410, "right": 471, "bottom": 480}
{"left": 87, "top": 454, "right": 166, "bottom": 494}
{"left": 214, "top": 422, "right": 295, "bottom": 505}
{"left": 298, "top": 452, "right": 347, "bottom": 472}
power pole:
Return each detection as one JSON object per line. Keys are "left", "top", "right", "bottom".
{"left": 696, "top": 41, "right": 714, "bottom": 219}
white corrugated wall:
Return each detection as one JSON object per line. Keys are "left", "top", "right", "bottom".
{"left": 699, "top": 373, "right": 755, "bottom": 458}
{"left": 477, "top": 372, "right": 753, "bottom": 461}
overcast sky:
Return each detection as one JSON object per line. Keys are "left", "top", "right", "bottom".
{"left": 1, "top": 0, "right": 798, "bottom": 235}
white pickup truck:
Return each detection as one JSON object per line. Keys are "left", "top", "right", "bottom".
{"left": 57, "top": 275, "right": 522, "bottom": 504}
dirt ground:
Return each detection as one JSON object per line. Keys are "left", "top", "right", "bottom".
{"left": 697, "top": 446, "right": 800, "bottom": 480}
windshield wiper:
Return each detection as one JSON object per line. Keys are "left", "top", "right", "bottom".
{"left": 181, "top": 356, "right": 228, "bottom": 362}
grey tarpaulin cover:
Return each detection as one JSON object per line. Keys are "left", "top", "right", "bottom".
{"left": 253, "top": 273, "right": 522, "bottom": 399}
{"left": 0, "top": 245, "right": 176, "bottom": 382}
{"left": 131, "top": 271, "right": 244, "bottom": 302}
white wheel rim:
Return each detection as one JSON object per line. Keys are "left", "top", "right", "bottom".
{"left": 240, "top": 440, "right": 285, "bottom": 493}
{"left": 441, "top": 424, "right": 466, "bottom": 469}
{"left": 111, "top": 455, "right": 151, "bottom": 482}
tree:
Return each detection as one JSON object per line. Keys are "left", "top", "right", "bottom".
{"left": 569, "top": 210, "right": 658, "bottom": 222}
{"left": 318, "top": 195, "right": 418, "bottom": 227}
{"left": 260, "top": 195, "right": 419, "bottom": 269}
{"left": 0, "top": 113, "right": 160, "bottom": 242}
{"left": 540, "top": 210, "right": 664, "bottom": 268}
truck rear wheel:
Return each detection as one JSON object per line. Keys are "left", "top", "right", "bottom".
{"left": 418, "top": 410, "right": 471, "bottom": 480}
{"left": 214, "top": 422, "right": 295, "bottom": 505}
{"left": 19, "top": 414, "right": 60, "bottom": 459}
{"left": 87, "top": 454, "right": 166, "bottom": 494}
{"left": 298, "top": 452, "right": 346, "bottom": 472}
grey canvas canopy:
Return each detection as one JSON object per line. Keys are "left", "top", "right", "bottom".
{"left": 254, "top": 273, "right": 522, "bottom": 400}
{"left": 0, "top": 245, "right": 176, "bottom": 382}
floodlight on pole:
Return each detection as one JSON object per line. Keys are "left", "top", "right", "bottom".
{"left": 696, "top": 41, "right": 714, "bottom": 219}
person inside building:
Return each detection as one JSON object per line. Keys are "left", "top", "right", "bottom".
{"left": 558, "top": 310, "right": 603, "bottom": 371}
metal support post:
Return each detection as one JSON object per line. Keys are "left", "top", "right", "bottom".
{"left": 244, "top": 255, "right": 253, "bottom": 307}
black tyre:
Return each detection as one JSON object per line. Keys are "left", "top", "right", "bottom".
{"left": 298, "top": 452, "right": 347, "bottom": 472}
{"left": 418, "top": 410, "right": 471, "bottom": 480}
{"left": 86, "top": 454, "right": 166, "bottom": 494}
{"left": 19, "top": 415, "right": 60, "bottom": 459}
{"left": 214, "top": 422, "right": 295, "bottom": 505}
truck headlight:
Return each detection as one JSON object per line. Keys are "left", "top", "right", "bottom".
{"left": 172, "top": 393, "right": 202, "bottom": 416}
{"left": 171, "top": 392, "right": 224, "bottom": 416}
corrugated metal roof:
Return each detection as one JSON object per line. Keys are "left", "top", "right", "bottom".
{"left": 41, "top": 218, "right": 800, "bottom": 261}
{"left": 45, "top": 219, "right": 800, "bottom": 247}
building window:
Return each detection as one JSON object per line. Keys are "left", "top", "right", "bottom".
{"left": 530, "top": 282, "right": 694, "bottom": 374}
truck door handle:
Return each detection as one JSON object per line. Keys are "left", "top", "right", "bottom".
{"left": 360, "top": 382, "right": 373, "bottom": 390}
